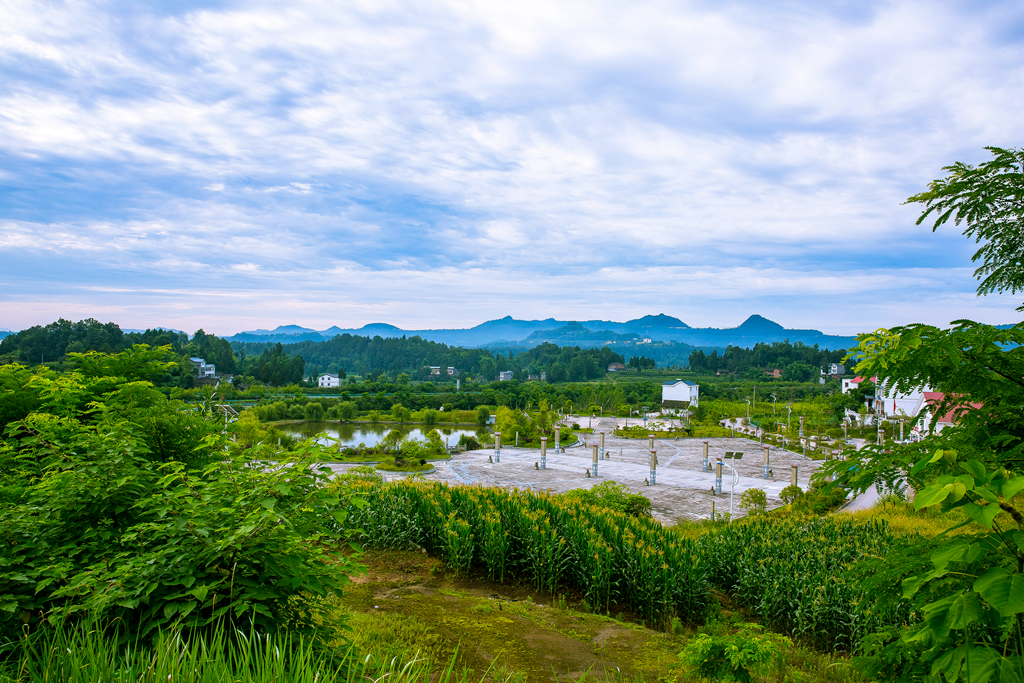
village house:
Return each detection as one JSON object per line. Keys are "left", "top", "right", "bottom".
{"left": 318, "top": 374, "right": 341, "bottom": 388}
{"left": 607, "top": 362, "right": 626, "bottom": 372}
{"left": 661, "top": 379, "right": 699, "bottom": 406}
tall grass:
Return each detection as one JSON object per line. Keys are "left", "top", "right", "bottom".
{"left": 1, "top": 621, "right": 464, "bottom": 683}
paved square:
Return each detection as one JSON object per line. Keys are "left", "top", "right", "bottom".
{"left": 324, "top": 417, "right": 824, "bottom": 523}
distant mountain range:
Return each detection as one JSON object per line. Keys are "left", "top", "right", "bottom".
{"left": 226, "top": 314, "right": 858, "bottom": 350}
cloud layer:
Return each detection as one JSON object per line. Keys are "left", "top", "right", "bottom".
{"left": 2, "top": 0, "right": 1023, "bottom": 334}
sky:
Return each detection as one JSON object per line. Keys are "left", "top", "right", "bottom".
{"left": 1, "top": 0, "right": 1023, "bottom": 336}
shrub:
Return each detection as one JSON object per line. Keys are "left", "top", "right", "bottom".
{"left": 0, "top": 388, "right": 365, "bottom": 642}
{"left": 391, "top": 404, "right": 410, "bottom": 423}
{"left": 680, "top": 623, "right": 789, "bottom": 683}
{"left": 457, "top": 434, "right": 481, "bottom": 451}
{"left": 475, "top": 406, "right": 491, "bottom": 425}
{"left": 422, "top": 409, "right": 438, "bottom": 425}
{"left": 303, "top": 401, "right": 325, "bottom": 421}
{"left": 739, "top": 488, "right": 767, "bottom": 515}
{"left": 338, "top": 401, "right": 358, "bottom": 421}
{"left": 779, "top": 484, "right": 803, "bottom": 505}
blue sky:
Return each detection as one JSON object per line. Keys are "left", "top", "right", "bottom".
{"left": 1, "top": 0, "right": 1023, "bottom": 336}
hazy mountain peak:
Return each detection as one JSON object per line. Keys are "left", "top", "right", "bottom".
{"left": 626, "top": 314, "right": 689, "bottom": 329}
{"left": 737, "top": 314, "right": 785, "bottom": 331}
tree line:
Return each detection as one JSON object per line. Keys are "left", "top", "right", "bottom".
{"left": 687, "top": 341, "right": 847, "bottom": 379}
{"left": 233, "top": 335, "right": 627, "bottom": 383}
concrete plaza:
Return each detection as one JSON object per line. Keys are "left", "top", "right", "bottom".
{"left": 324, "top": 416, "right": 824, "bottom": 523}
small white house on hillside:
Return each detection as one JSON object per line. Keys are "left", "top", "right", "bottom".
{"left": 318, "top": 374, "right": 340, "bottom": 388}
{"left": 662, "top": 379, "right": 699, "bottom": 406}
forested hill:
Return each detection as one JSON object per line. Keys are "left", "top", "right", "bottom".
{"left": 232, "top": 336, "right": 630, "bottom": 382}
{"left": 0, "top": 318, "right": 238, "bottom": 375}
{"left": 688, "top": 341, "right": 848, "bottom": 379}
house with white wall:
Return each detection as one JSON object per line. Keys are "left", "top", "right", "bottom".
{"left": 318, "top": 374, "right": 341, "bottom": 388}
{"left": 662, "top": 379, "right": 699, "bottom": 406}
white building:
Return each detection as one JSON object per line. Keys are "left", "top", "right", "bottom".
{"left": 190, "top": 357, "right": 216, "bottom": 377}
{"left": 318, "top": 374, "right": 341, "bottom": 388}
{"left": 841, "top": 376, "right": 876, "bottom": 394}
{"left": 828, "top": 363, "right": 845, "bottom": 375}
{"left": 662, "top": 379, "right": 699, "bottom": 406}
{"left": 498, "top": 370, "right": 514, "bottom": 381}
{"left": 877, "top": 380, "right": 932, "bottom": 419}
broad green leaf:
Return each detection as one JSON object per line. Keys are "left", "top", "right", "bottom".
{"left": 964, "top": 502, "right": 1001, "bottom": 529}
{"left": 163, "top": 603, "right": 179, "bottom": 619}
{"left": 1003, "top": 476, "right": 1024, "bottom": 500}
{"left": 903, "top": 575, "right": 927, "bottom": 599}
{"left": 996, "top": 655, "right": 1024, "bottom": 683}
{"left": 912, "top": 456, "right": 933, "bottom": 476}
{"left": 260, "top": 497, "right": 276, "bottom": 511}
{"left": 949, "top": 482, "right": 968, "bottom": 503}
{"left": 974, "top": 568, "right": 1024, "bottom": 616}
{"left": 190, "top": 585, "right": 209, "bottom": 602}
{"left": 916, "top": 483, "right": 954, "bottom": 510}
{"left": 961, "top": 460, "right": 986, "bottom": 481}
{"left": 974, "top": 486, "right": 999, "bottom": 505}
{"left": 963, "top": 646, "right": 1004, "bottom": 683}
{"left": 932, "top": 540, "right": 981, "bottom": 569}
{"left": 178, "top": 601, "right": 197, "bottom": 618}
{"left": 943, "top": 591, "right": 984, "bottom": 630}
{"left": 929, "top": 450, "right": 947, "bottom": 464}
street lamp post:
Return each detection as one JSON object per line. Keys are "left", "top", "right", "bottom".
{"left": 718, "top": 458, "right": 739, "bottom": 521}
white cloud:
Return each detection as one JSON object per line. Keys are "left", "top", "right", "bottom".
{"left": 0, "top": 0, "right": 1022, "bottom": 332}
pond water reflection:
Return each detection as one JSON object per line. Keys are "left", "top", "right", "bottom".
{"left": 277, "top": 421, "right": 491, "bottom": 448}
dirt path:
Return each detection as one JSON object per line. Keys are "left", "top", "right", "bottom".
{"left": 336, "top": 550, "right": 688, "bottom": 681}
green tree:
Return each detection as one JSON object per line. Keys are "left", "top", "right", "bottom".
{"left": 304, "top": 401, "right": 325, "bottom": 421}
{"left": 476, "top": 406, "right": 491, "bottom": 425}
{"left": 740, "top": 488, "right": 767, "bottom": 516}
{"left": 391, "top": 403, "right": 411, "bottom": 423}
{"left": 338, "top": 401, "right": 357, "bottom": 421}
{"left": 907, "top": 146, "right": 1024, "bottom": 309}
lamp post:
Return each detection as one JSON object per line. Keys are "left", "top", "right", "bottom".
{"left": 494, "top": 432, "right": 501, "bottom": 463}
{"left": 718, "top": 458, "right": 739, "bottom": 521}
{"left": 770, "top": 393, "right": 777, "bottom": 415}
{"left": 786, "top": 404, "right": 793, "bottom": 433}
{"left": 540, "top": 437, "right": 547, "bottom": 469}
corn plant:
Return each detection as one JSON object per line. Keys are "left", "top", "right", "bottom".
{"left": 335, "top": 479, "right": 711, "bottom": 625}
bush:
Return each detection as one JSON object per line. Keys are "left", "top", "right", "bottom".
{"left": 422, "top": 409, "right": 438, "bottom": 425}
{"left": 562, "top": 480, "right": 653, "bottom": 518}
{"left": 457, "top": 434, "right": 481, "bottom": 451}
{"left": 680, "top": 623, "right": 789, "bottom": 683}
{"left": 475, "top": 406, "right": 491, "bottom": 425}
{"left": 779, "top": 484, "right": 803, "bottom": 505}
{"left": 304, "top": 401, "right": 325, "bottom": 421}
{"left": 338, "top": 401, "right": 357, "bottom": 421}
{"left": 0, "top": 373, "right": 365, "bottom": 642}
{"left": 740, "top": 488, "right": 767, "bottom": 516}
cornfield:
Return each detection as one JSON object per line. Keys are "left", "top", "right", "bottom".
{"left": 333, "top": 479, "right": 711, "bottom": 625}
{"left": 334, "top": 480, "right": 908, "bottom": 650}
{"left": 696, "top": 517, "right": 908, "bottom": 651}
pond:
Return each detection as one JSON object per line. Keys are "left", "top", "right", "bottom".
{"left": 277, "top": 421, "right": 491, "bottom": 449}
